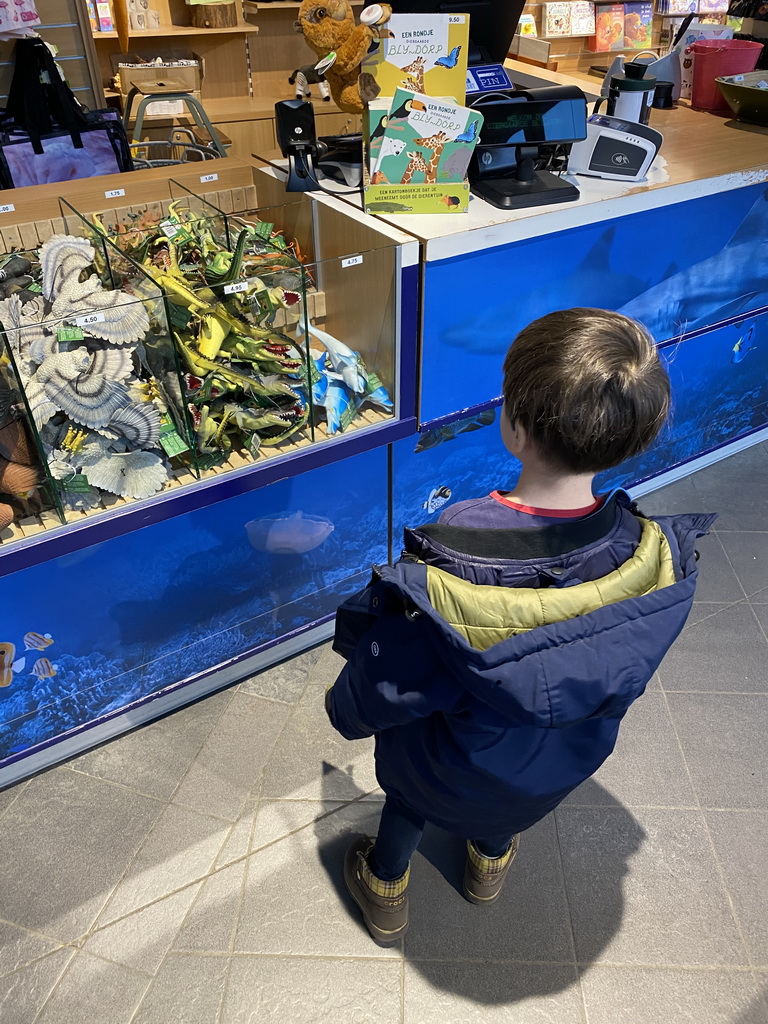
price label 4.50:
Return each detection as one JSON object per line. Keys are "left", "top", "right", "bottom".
{"left": 74, "top": 312, "right": 106, "bottom": 327}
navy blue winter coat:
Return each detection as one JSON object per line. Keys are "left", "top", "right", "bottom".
{"left": 327, "top": 493, "right": 714, "bottom": 837}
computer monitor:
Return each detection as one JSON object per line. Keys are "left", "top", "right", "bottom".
{"left": 391, "top": 0, "right": 526, "bottom": 65}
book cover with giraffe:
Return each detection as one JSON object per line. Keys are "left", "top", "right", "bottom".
{"left": 361, "top": 13, "right": 470, "bottom": 105}
{"left": 370, "top": 88, "right": 483, "bottom": 188}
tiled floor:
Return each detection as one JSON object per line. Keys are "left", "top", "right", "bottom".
{"left": 2, "top": 442, "right": 768, "bottom": 1024}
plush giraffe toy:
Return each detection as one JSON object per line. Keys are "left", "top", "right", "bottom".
{"left": 294, "top": 0, "right": 393, "bottom": 114}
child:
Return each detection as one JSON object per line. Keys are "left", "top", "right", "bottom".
{"left": 325, "top": 308, "right": 715, "bottom": 947}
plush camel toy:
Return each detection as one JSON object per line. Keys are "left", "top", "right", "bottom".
{"left": 294, "top": 0, "right": 393, "bottom": 114}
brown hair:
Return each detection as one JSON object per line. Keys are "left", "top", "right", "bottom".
{"left": 502, "top": 308, "right": 670, "bottom": 473}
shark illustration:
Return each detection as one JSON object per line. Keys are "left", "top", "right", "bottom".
{"left": 439, "top": 227, "right": 649, "bottom": 355}
{"left": 618, "top": 187, "right": 768, "bottom": 341}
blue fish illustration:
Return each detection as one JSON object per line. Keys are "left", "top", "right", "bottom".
{"left": 435, "top": 45, "right": 462, "bottom": 68}
{"left": 618, "top": 188, "right": 768, "bottom": 340}
{"left": 731, "top": 325, "right": 757, "bottom": 364}
{"left": 456, "top": 119, "right": 479, "bottom": 144}
{"left": 422, "top": 485, "right": 452, "bottom": 514}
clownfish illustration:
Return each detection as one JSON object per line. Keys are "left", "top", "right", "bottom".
{"left": 435, "top": 45, "right": 462, "bottom": 68}
{"left": 32, "top": 658, "right": 58, "bottom": 679}
{"left": 24, "top": 631, "right": 54, "bottom": 651}
{"left": 422, "top": 485, "right": 452, "bottom": 514}
{"left": 0, "top": 642, "right": 27, "bottom": 688}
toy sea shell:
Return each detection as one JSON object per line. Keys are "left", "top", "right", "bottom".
{"left": 33, "top": 350, "right": 132, "bottom": 430}
{"left": 78, "top": 438, "right": 168, "bottom": 499}
{"left": 104, "top": 402, "right": 161, "bottom": 448}
{"left": 0, "top": 418, "right": 37, "bottom": 466}
{"left": 0, "top": 456, "right": 38, "bottom": 493}
{"left": 40, "top": 235, "right": 95, "bottom": 301}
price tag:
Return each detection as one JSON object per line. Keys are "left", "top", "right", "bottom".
{"left": 341, "top": 254, "right": 363, "bottom": 268}
{"left": 57, "top": 473, "right": 91, "bottom": 494}
{"left": 223, "top": 280, "right": 249, "bottom": 294}
{"left": 104, "top": 188, "right": 125, "bottom": 199}
{"left": 0, "top": 203, "right": 15, "bottom": 214}
{"left": 159, "top": 219, "right": 181, "bottom": 239}
{"left": 200, "top": 173, "right": 219, "bottom": 183}
{"left": 448, "top": 14, "right": 465, "bottom": 21}
{"left": 74, "top": 312, "right": 106, "bottom": 327}
{"left": 57, "top": 326, "right": 84, "bottom": 342}
{"left": 247, "top": 433, "right": 261, "bottom": 458}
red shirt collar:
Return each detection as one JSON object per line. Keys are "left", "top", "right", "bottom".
{"left": 489, "top": 490, "right": 604, "bottom": 519}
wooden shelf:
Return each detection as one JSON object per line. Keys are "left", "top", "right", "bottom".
{"left": 92, "top": 22, "right": 259, "bottom": 38}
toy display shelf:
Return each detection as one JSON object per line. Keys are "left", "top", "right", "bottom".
{"left": 0, "top": 160, "right": 417, "bottom": 552}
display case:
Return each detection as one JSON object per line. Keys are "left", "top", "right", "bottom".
{"left": 0, "top": 162, "right": 417, "bottom": 786}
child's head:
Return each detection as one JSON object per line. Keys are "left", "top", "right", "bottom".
{"left": 501, "top": 308, "right": 670, "bottom": 474}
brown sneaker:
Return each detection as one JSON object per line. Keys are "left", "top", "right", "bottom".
{"left": 462, "top": 835, "right": 520, "bottom": 905}
{"left": 343, "top": 836, "right": 409, "bottom": 946}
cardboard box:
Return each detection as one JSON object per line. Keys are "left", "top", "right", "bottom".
{"left": 113, "top": 49, "right": 205, "bottom": 104}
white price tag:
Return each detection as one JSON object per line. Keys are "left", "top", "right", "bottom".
{"left": 448, "top": 14, "right": 465, "bottom": 22}
{"left": 200, "top": 173, "right": 219, "bottom": 183}
{"left": 74, "top": 312, "right": 106, "bottom": 327}
{"left": 224, "top": 280, "right": 249, "bottom": 294}
{"left": 104, "top": 188, "right": 125, "bottom": 199}
{"left": 341, "top": 254, "right": 363, "bottom": 268}
{"left": 160, "top": 220, "right": 181, "bottom": 238}
{"left": 0, "top": 203, "right": 16, "bottom": 214}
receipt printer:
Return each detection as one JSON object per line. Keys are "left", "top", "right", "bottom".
{"left": 568, "top": 113, "right": 662, "bottom": 182}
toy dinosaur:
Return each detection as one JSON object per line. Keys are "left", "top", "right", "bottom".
{"left": 289, "top": 63, "right": 331, "bottom": 102}
{"left": 294, "top": 0, "right": 392, "bottom": 114}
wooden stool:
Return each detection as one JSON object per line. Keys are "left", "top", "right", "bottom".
{"left": 123, "top": 79, "right": 228, "bottom": 158}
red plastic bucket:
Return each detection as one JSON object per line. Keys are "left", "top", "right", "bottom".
{"left": 690, "top": 39, "right": 763, "bottom": 112}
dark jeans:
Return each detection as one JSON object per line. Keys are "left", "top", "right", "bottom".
{"left": 371, "top": 794, "right": 514, "bottom": 881}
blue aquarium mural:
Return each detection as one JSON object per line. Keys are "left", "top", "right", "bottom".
{"left": 0, "top": 447, "right": 388, "bottom": 762}
{"left": 420, "top": 181, "right": 768, "bottom": 421}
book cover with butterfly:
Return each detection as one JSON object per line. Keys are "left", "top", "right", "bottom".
{"left": 370, "top": 87, "right": 483, "bottom": 186}
{"left": 361, "top": 13, "right": 470, "bottom": 105}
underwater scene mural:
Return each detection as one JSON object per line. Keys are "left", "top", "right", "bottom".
{"left": 420, "top": 181, "right": 768, "bottom": 421}
{"left": 394, "top": 311, "right": 768, "bottom": 537}
{"left": 0, "top": 447, "right": 387, "bottom": 763}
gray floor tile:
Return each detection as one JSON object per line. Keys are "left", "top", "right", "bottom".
{"left": 0, "top": 780, "right": 26, "bottom": 819}
{"left": 66, "top": 690, "right": 231, "bottom": 801}
{"left": 636, "top": 475, "right": 702, "bottom": 517}
{"left": 689, "top": 444, "right": 768, "bottom": 531}
{"left": 214, "top": 791, "right": 261, "bottom": 869}
{"left": 689, "top": 533, "right": 745, "bottom": 603}
{"left": 581, "top": 966, "right": 766, "bottom": 1024}
{"left": 0, "top": 947, "right": 74, "bottom": 1024}
{"left": 0, "top": 922, "right": 63, "bottom": 978}
{"left": 659, "top": 603, "right": 768, "bottom": 693}
{"left": 95, "top": 803, "right": 229, "bottom": 928}
{"left": 707, "top": 811, "right": 768, "bottom": 967}
{"left": 173, "top": 861, "right": 247, "bottom": 953}
{"left": 172, "top": 692, "right": 291, "bottom": 821}
{"left": 36, "top": 951, "right": 149, "bottom": 1024}
{"left": 235, "top": 801, "right": 400, "bottom": 957}
{"left": 405, "top": 815, "right": 574, "bottom": 963}
{"left": 309, "top": 642, "right": 347, "bottom": 687}
{"left": 131, "top": 952, "right": 228, "bottom": 1024}
{"left": 251, "top": 797, "right": 362, "bottom": 851}
{"left": 557, "top": 807, "right": 747, "bottom": 966}
{"left": 403, "top": 962, "right": 584, "bottom": 1024}
{"left": 718, "top": 532, "right": 768, "bottom": 598}
{"left": 0, "top": 771, "right": 162, "bottom": 942}
{"left": 668, "top": 693, "right": 768, "bottom": 809}
{"left": 751, "top": 604, "right": 768, "bottom": 634}
{"left": 83, "top": 882, "right": 202, "bottom": 975}
{"left": 238, "top": 648, "right": 322, "bottom": 703}
{"left": 221, "top": 956, "right": 402, "bottom": 1024}
{"left": 564, "top": 694, "right": 697, "bottom": 808}
{"left": 260, "top": 686, "right": 378, "bottom": 801}
{"left": 684, "top": 601, "right": 744, "bottom": 629}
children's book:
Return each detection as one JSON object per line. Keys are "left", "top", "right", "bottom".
{"left": 517, "top": 13, "right": 538, "bottom": 35}
{"left": 624, "top": 2, "right": 653, "bottom": 47}
{"left": 589, "top": 4, "right": 625, "bottom": 50}
{"left": 544, "top": 2, "right": 572, "bottom": 35}
{"left": 370, "top": 88, "right": 483, "bottom": 186}
{"left": 571, "top": 2, "right": 597, "bottom": 35}
{"left": 667, "top": 0, "right": 698, "bottom": 13}
{"left": 361, "top": 13, "right": 470, "bottom": 105}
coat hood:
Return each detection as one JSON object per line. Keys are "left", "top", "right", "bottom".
{"left": 371, "top": 503, "right": 714, "bottom": 728}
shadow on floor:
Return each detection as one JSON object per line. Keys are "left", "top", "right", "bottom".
{"left": 316, "top": 764, "right": 645, "bottom": 1006}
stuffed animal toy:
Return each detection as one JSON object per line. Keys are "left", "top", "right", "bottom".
{"left": 289, "top": 63, "right": 331, "bottom": 102}
{"left": 294, "top": 0, "right": 392, "bottom": 114}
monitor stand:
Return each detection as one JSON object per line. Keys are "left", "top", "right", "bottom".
{"left": 470, "top": 145, "right": 580, "bottom": 210}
